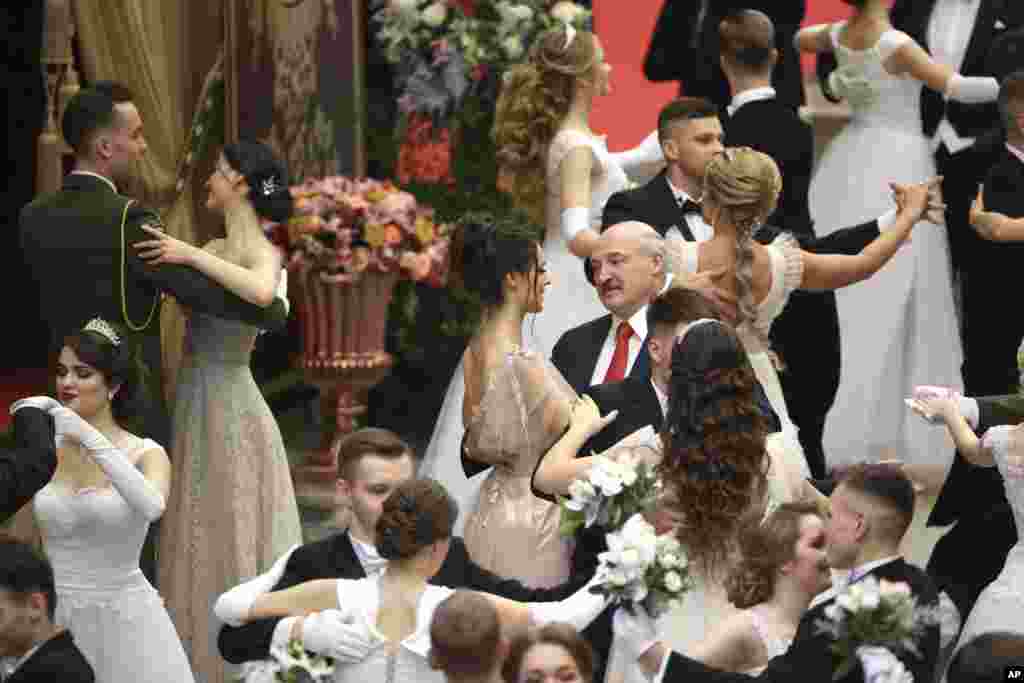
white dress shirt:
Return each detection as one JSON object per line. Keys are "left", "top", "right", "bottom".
{"left": 1007, "top": 142, "right": 1024, "bottom": 165}
{"left": 590, "top": 274, "right": 675, "bottom": 386}
{"left": 69, "top": 170, "right": 118, "bottom": 193}
{"left": 651, "top": 379, "right": 668, "bottom": 417}
{"left": 665, "top": 177, "right": 714, "bottom": 243}
{"left": 927, "top": 0, "right": 983, "bottom": 153}
{"left": 727, "top": 86, "right": 777, "bottom": 117}
{"left": 5, "top": 639, "right": 47, "bottom": 677}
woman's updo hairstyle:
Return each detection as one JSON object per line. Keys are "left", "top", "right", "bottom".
{"left": 222, "top": 140, "right": 294, "bottom": 223}
{"left": 703, "top": 147, "right": 782, "bottom": 342}
{"left": 725, "top": 502, "right": 821, "bottom": 608}
{"left": 449, "top": 210, "right": 543, "bottom": 308}
{"left": 62, "top": 318, "right": 149, "bottom": 426}
{"left": 659, "top": 320, "right": 769, "bottom": 575}
{"left": 493, "top": 25, "right": 598, "bottom": 218}
{"left": 376, "top": 478, "right": 457, "bottom": 561}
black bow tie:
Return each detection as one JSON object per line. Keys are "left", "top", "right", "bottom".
{"left": 678, "top": 198, "right": 702, "bottom": 215}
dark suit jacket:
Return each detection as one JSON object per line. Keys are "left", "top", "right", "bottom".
{"left": 550, "top": 314, "right": 653, "bottom": 397}
{"left": 662, "top": 559, "right": 940, "bottom": 683}
{"left": 816, "top": 0, "right": 1021, "bottom": 138}
{"left": 218, "top": 531, "right": 588, "bottom": 664}
{"left": 19, "top": 173, "right": 289, "bottom": 446}
{"left": 584, "top": 377, "right": 664, "bottom": 456}
{"left": 644, "top": 0, "right": 806, "bottom": 110}
{"left": 0, "top": 408, "right": 56, "bottom": 524}
{"left": 7, "top": 631, "right": 95, "bottom": 683}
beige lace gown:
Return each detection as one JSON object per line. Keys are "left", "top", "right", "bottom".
{"left": 461, "top": 349, "right": 577, "bottom": 588}
{"left": 158, "top": 312, "right": 303, "bottom": 683}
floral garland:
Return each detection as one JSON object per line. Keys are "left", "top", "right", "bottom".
{"left": 175, "top": 49, "right": 226, "bottom": 195}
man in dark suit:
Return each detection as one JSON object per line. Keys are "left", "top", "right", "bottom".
{"left": 19, "top": 83, "right": 288, "bottom": 585}
{"left": 1, "top": 405, "right": 56, "bottom": 524}
{"left": 603, "top": 95, "right": 902, "bottom": 477}
{"left": 217, "top": 428, "right": 592, "bottom": 665}
{"left": 643, "top": 0, "right": 806, "bottom": 110}
{"left": 614, "top": 464, "right": 940, "bottom": 683}
{"left": 0, "top": 536, "right": 94, "bottom": 683}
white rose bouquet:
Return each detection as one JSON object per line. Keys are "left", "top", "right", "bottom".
{"left": 558, "top": 438, "right": 661, "bottom": 537}
{"left": 238, "top": 639, "right": 335, "bottom": 683}
{"left": 591, "top": 513, "right": 694, "bottom": 619}
{"left": 816, "top": 577, "right": 940, "bottom": 681}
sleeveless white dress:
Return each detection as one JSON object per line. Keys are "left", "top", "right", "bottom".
{"left": 809, "top": 23, "right": 963, "bottom": 469}
{"left": 329, "top": 574, "right": 454, "bottom": 683}
{"left": 34, "top": 437, "right": 195, "bottom": 683}
{"left": 421, "top": 129, "right": 631, "bottom": 539}
{"left": 945, "top": 426, "right": 1024, "bottom": 678}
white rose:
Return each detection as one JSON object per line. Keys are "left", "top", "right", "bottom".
{"left": 664, "top": 571, "right": 683, "bottom": 593}
{"left": 502, "top": 35, "right": 524, "bottom": 59}
{"left": 824, "top": 603, "right": 843, "bottom": 622}
{"left": 620, "top": 548, "right": 641, "bottom": 569}
{"left": 609, "top": 571, "right": 629, "bottom": 587}
{"left": 511, "top": 4, "right": 534, "bottom": 21}
{"left": 860, "top": 588, "right": 881, "bottom": 610}
{"left": 568, "top": 478, "right": 596, "bottom": 502}
{"left": 659, "top": 552, "right": 679, "bottom": 569}
{"left": 550, "top": 1, "right": 583, "bottom": 24}
{"left": 422, "top": 2, "right": 447, "bottom": 27}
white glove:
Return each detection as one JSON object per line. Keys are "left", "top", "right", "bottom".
{"left": 214, "top": 544, "right": 300, "bottom": 626}
{"left": 855, "top": 646, "right": 913, "bottom": 683}
{"left": 527, "top": 575, "right": 611, "bottom": 631}
{"left": 945, "top": 74, "right": 999, "bottom": 104}
{"left": 609, "top": 129, "right": 664, "bottom": 177}
{"left": 905, "top": 386, "right": 978, "bottom": 428}
{"left": 302, "top": 610, "right": 385, "bottom": 663}
{"left": 9, "top": 396, "right": 61, "bottom": 415}
{"left": 50, "top": 406, "right": 166, "bottom": 521}
{"left": 612, "top": 605, "right": 660, "bottom": 660}
{"left": 275, "top": 267, "right": 290, "bottom": 316}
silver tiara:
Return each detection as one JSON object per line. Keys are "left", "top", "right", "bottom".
{"left": 84, "top": 318, "right": 121, "bottom": 346}
{"left": 261, "top": 177, "right": 281, "bottom": 196}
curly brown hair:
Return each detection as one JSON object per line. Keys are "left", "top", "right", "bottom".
{"left": 502, "top": 622, "right": 596, "bottom": 683}
{"left": 657, "top": 321, "right": 770, "bottom": 577}
{"left": 375, "top": 478, "right": 457, "bottom": 560}
{"left": 492, "top": 25, "right": 598, "bottom": 221}
{"left": 725, "top": 502, "right": 821, "bottom": 608}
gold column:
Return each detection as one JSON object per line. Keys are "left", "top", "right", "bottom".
{"left": 37, "top": 0, "right": 79, "bottom": 195}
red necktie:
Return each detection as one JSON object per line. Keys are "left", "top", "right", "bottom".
{"left": 603, "top": 321, "right": 634, "bottom": 383}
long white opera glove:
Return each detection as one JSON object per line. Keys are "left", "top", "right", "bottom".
{"left": 527, "top": 575, "right": 612, "bottom": 631}
{"left": 561, "top": 207, "right": 591, "bottom": 244}
{"left": 214, "top": 544, "right": 301, "bottom": 626}
{"left": 49, "top": 406, "right": 166, "bottom": 521}
{"left": 609, "top": 130, "right": 664, "bottom": 177}
{"left": 612, "top": 605, "right": 660, "bottom": 660}
{"left": 945, "top": 74, "right": 999, "bottom": 104}
{"left": 276, "top": 267, "right": 290, "bottom": 316}
{"left": 906, "top": 386, "right": 979, "bottom": 428}
{"left": 300, "top": 610, "right": 385, "bottom": 663}
{"left": 855, "top": 646, "right": 913, "bottom": 683}
{"left": 9, "top": 396, "right": 61, "bottom": 415}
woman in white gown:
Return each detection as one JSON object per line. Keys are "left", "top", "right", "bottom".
{"left": 10, "top": 319, "right": 194, "bottom": 683}
{"left": 422, "top": 24, "right": 663, "bottom": 531}
{"left": 914, "top": 394, "right": 1024, "bottom": 680}
{"left": 662, "top": 147, "right": 934, "bottom": 488}
{"left": 214, "top": 478, "right": 611, "bottom": 683}
{"left": 797, "top": 0, "right": 999, "bottom": 469}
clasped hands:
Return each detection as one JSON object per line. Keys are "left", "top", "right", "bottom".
{"left": 889, "top": 176, "right": 944, "bottom": 225}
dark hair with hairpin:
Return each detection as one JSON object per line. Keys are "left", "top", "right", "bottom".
{"left": 222, "top": 140, "right": 294, "bottom": 223}
{"left": 376, "top": 478, "right": 457, "bottom": 560}
{"left": 658, "top": 320, "right": 769, "bottom": 575}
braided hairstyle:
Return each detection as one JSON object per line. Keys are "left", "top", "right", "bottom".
{"left": 702, "top": 147, "right": 782, "bottom": 348}
{"left": 493, "top": 25, "right": 598, "bottom": 220}
{"left": 658, "top": 320, "right": 770, "bottom": 576}
{"left": 376, "top": 478, "right": 457, "bottom": 561}
{"left": 725, "top": 502, "right": 821, "bottom": 608}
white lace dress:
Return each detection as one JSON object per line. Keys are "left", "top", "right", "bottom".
{"left": 421, "top": 128, "right": 632, "bottom": 536}
{"left": 946, "top": 426, "right": 1024, "bottom": 671}
{"left": 329, "top": 574, "right": 455, "bottom": 683}
{"left": 809, "top": 23, "right": 962, "bottom": 469}
{"left": 33, "top": 437, "right": 195, "bottom": 683}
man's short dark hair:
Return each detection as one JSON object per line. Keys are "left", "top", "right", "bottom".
{"left": 836, "top": 463, "right": 915, "bottom": 542}
{"left": 947, "top": 631, "right": 1024, "bottom": 683}
{"left": 719, "top": 9, "right": 775, "bottom": 70}
{"left": 0, "top": 535, "right": 57, "bottom": 620}
{"left": 647, "top": 286, "right": 721, "bottom": 334}
{"left": 429, "top": 591, "right": 501, "bottom": 679}
{"left": 657, "top": 97, "right": 720, "bottom": 146}
{"left": 336, "top": 427, "right": 415, "bottom": 481}
{"left": 997, "top": 70, "right": 1024, "bottom": 133}
{"left": 61, "top": 81, "right": 135, "bottom": 154}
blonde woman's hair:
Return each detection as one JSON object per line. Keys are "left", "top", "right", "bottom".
{"left": 702, "top": 147, "right": 781, "bottom": 343}
{"left": 493, "top": 26, "right": 598, "bottom": 220}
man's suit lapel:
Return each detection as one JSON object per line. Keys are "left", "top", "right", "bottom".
{"left": 962, "top": 0, "right": 996, "bottom": 71}
{"left": 332, "top": 531, "right": 367, "bottom": 579}
{"left": 574, "top": 316, "right": 613, "bottom": 391}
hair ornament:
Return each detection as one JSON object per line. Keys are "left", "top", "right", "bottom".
{"left": 563, "top": 23, "right": 576, "bottom": 50}
{"left": 84, "top": 317, "right": 122, "bottom": 346}
{"left": 260, "top": 176, "right": 281, "bottom": 197}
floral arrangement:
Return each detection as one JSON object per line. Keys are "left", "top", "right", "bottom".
{"left": 372, "top": 0, "right": 592, "bottom": 120}
{"left": 591, "top": 513, "right": 694, "bottom": 619}
{"left": 816, "top": 577, "right": 940, "bottom": 680}
{"left": 237, "top": 639, "right": 334, "bottom": 682}
{"left": 274, "top": 176, "right": 450, "bottom": 286}
{"left": 559, "top": 438, "right": 662, "bottom": 537}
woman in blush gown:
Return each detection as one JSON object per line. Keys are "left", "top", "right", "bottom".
{"left": 213, "top": 478, "right": 611, "bottom": 683}
{"left": 423, "top": 24, "right": 663, "bottom": 532}
{"left": 134, "top": 140, "right": 302, "bottom": 683}
{"left": 797, "top": 0, "right": 999, "bottom": 470}
{"left": 10, "top": 319, "right": 194, "bottom": 682}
